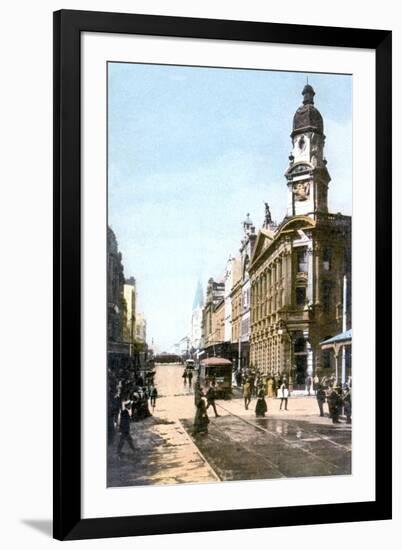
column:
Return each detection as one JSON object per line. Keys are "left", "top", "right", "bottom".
{"left": 307, "top": 241, "right": 313, "bottom": 303}
{"left": 314, "top": 242, "right": 321, "bottom": 304}
{"left": 304, "top": 328, "right": 313, "bottom": 382}
{"left": 285, "top": 247, "right": 293, "bottom": 306}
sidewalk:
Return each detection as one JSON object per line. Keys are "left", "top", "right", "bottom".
{"left": 221, "top": 392, "right": 350, "bottom": 426}
{"left": 107, "top": 394, "right": 218, "bottom": 487}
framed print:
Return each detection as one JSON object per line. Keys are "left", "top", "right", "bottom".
{"left": 53, "top": 9, "right": 392, "bottom": 541}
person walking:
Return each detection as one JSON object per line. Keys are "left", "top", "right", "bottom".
{"left": 206, "top": 383, "right": 220, "bottom": 417}
{"left": 182, "top": 369, "right": 188, "bottom": 385}
{"left": 267, "top": 377, "right": 274, "bottom": 398}
{"left": 110, "top": 393, "right": 121, "bottom": 429}
{"left": 150, "top": 386, "right": 158, "bottom": 408}
{"left": 194, "top": 378, "right": 202, "bottom": 407}
{"left": 305, "top": 375, "right": 312, "bottom": 396}
{"left": 188, "top": 369, "right": 193, "bottom": 387}
{"left": 255, "top": 386, "right": 268, "bottom": 417}
{"left": 243, "top": 380, "right": 252, "bottom": 410}
{"left": 117, "top": 403, "right": 135, "bottom": 456}
{"left": 193, "top": 396, "right": 209, "bottom": 435}
{"left": 313, "top": 374, "right": 320, "bottom": 394}
{"left": 343, "top": 385, "right": 352, "bottom": 424}
{"left": 279, "top": 381, "right": 289, "bottom": 411}
{"left": 328, "top": 386, "right": 342, "bottom": 423}
{"left": 316, "top": 384, "right": 326, "bottom": 417}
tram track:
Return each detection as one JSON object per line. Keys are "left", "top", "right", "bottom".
{"left": 215, "top": 402, "right": 347, "bottom": 473}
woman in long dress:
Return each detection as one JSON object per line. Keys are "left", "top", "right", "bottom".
{"left": 255, "top": 386, "right": 268, "bottom": 417}
{"left": 267, "top": 377, "right": 274, "bottom": 398}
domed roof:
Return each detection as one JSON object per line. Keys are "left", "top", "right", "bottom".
{"left": 292, "top": 84, "right": 324, "bottom": 136}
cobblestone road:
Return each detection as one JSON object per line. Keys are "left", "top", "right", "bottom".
{"left": 107, "top": 363, "right": 351, "bottom": 487}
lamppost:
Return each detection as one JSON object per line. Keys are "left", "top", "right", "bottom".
{"left": 277, "top": 320, "right": 294, "bottom": 392}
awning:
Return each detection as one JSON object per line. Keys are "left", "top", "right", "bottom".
{"left": 200, "top": 357, "right": 232, "bottom": 366}
{"left": 320, "top": 329, "right": 352, "bottom": 349}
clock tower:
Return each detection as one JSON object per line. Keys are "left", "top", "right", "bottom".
{"left": 285, "top": 84, "right": 331, "bottom": 218}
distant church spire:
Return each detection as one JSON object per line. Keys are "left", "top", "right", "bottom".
{"left": 192, "top": 280, "right": 204, "bottom": 310}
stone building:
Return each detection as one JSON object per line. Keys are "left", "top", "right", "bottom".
{"left": 223, "top": 257, "right": 235, "bottom": 343}
{"left": 107, "top": 227, "right": 127, "bottom": 346}
{"left": 123, "top": 276, "right": 136, "bottom": 355}
{"left": 230, "top": 261, "right": 242, "bottom": 350}
{"left": 135, "top": 313, "right": 147, "bottom": 344}
{"left": 202, "top": 278, "right": 225, "bottom": 356}
{"left": 249, "top": 84, "right": 351, "bottom": 388}
{"left": 232, "top": 214, "right": 257, "bottom": 370}
{"left": 107, "top": 226, "right": 130, "bottom": 374}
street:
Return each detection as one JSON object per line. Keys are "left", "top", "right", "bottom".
{"left": 107, "top": 363, "right": 351, "bottom": 487}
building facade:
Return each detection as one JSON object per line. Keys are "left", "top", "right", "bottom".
{"left": 107, "top": 227, "right": 131, "bottom": 366}
{"left": 202, "top": 278, "right": 225, "bottom": 355}
{"left": 223, "top": 257, "right": 235, "bottom": 343}
{"left": 135, "top": 313, "right": 147, "bottom": 344}
{"left": 249, "top": 84, "right": 351, "bottom": 388}
{"left": 123, "top": 276, "right": 136, "bottom": 356}
{"left": 107, "top": 226, "right": 126, "bottom": 344}
{"left": 239, "top": 214, "right": 257, "bottom": 370}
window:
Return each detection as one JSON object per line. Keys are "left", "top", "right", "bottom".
{"left": 322, "top": 349, "right": 331, "bottom": 369}
{"left": 322, "top": 281, "right": 332, "bottom": 313}
{"left": 297, "top": 248, "right": 308, "bottom": 273}
{"left": 294, "top": 333, "right": 306, "bottom": 353}
{"left": 323, "top": 247, "right": 332, "bottom": 271}
{"left": 296, "top": 286, "right": 306, "bottom": 306}
{"left": 343, "top": 247, "right": 351, "bottom": 274}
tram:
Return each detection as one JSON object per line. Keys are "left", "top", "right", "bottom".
{"left": 198, "top": 357, "right": 232, "bottom": 398}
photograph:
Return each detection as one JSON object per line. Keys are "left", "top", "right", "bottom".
{"left": 106, "top": 63, "right": 353, "bottom": 488}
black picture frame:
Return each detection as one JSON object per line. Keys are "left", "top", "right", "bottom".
{"left": 53, "top": 9, "right": 392, "bottom": 541}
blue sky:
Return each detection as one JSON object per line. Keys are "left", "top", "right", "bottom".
{"left": 108, "top": 63, "right": 352, "bottom": 352}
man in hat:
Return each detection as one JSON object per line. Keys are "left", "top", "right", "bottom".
{"left": 206, "top": 382, "right": 220, "bottom": 417}
{"left": 316, "top": 384, "right": 326, "bottom": 417}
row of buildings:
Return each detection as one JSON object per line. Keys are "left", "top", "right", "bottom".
{"left": 190, "top": 84, "right": 352, "bottom": 389}
{"left": 107, "top": 226, "right": 148, "bottom": 374}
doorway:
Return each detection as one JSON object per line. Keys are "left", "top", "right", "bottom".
{"left": 294, "top": 355, "right": 307, "bottom": 390}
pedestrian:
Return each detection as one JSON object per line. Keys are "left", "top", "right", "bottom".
{"left": 328, "top": 386, "right": 342, "bottom": 423}
{"left": 111, "top": 393, "right": 121, "bottom": 429}
{"left": 117, "top": 403, "right": 135, "bottom": 456}
{"left": 243, "top": 380, "right": 252, "bottom": 410}
{"left": 313, "top": 374, "right": 320, "bottom": 393}
{"left": 267, "top": 376, "right": 274, "bottom": 398}
{"left": 254, "top": 375, "right": 261, "bottom": 397}
{"left": 188, "top": 370, "right": 193, "bottom": 387}
{"left": 305, "top": 375, "right": 312, "bottom": 396}
{"left": 150, "top": 386, "right": 158, "bottom": 408}
{"left": 130, "top": 391, "right": 140, "bottom": 422}
{"left": 193, "top": 396, "right": 209, "bottom": 435}
{"left": 249, "top": 375, "right": 255, "bottom": 397}
{"left": 182, "top": 369, "right": 188, "bottom": 385}
{"left": 137, "top": 388, "right": 152, "bottom": 419}
{"left": 206, "top": 383, "right": 220, "bottom": 417}
{"left": 316, "top": 384, "right": 326, "bottom": 417}
{"left": 279, "top": 381, "right": 289, "bottom": 411}
{"left": 255, "top": 386, "right": 268, "bottom": 417}
{"left": 194, "top": 379, "right": 202, "bottom": 407}
{"left": 343, "top": 385, "right": 352, "bottom": 424}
